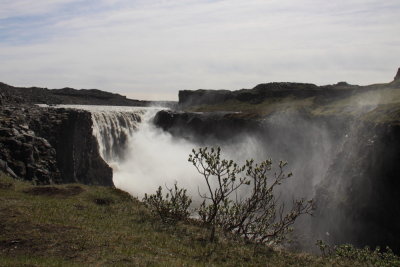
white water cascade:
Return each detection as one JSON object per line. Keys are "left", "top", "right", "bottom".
{"left": 91, "top": 109, "right": 144, "bottom": 163}
{"left": 44, "top": 105, "right": 335, "bottom": 206}
{"left": 68, "top": 105, "right": 207, "bottom": 199}
{"left": 80, "top": 105, "right": 267, "bottom": 200}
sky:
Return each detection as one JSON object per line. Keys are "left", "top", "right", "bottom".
{"left": 0, "top": 0, "right": 399, "bottom": 100}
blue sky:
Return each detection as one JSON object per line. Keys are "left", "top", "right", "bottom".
{"left": 0, "top": 0, "right": 399, "bottom": 100}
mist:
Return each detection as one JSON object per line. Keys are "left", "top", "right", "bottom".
{"left": 91, "top": 108, "right": 339, "bottom": 251}
{"left": 71, "top": 78, "right": 399, "bottom": 253}
{"left": 111, "top": 109, "right": 271, "bottom": 201}
{"left": 55, "top": 96, "right": 389, "bottom": 252}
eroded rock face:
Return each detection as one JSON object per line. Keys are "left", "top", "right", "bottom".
{"left": 29, "top": 107, "right": 113, "bottom": 186}
{"left": 0, "top": 104, "right": 113, "bottom": 186}
{"left": 0, "top": 105, "right": 61, "bottom": 184}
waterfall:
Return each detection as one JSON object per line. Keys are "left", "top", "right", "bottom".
{"left": 43, "top": 104, "right": 155, "bottom": 165}
{"left": 91, "top": 111, "right": 143, "bottom": 163}
{"left": 86, "top": 106, "right": 169, "bottom": 169}
{"left": 36, "top": 103, "right": 400, "bottom": 253}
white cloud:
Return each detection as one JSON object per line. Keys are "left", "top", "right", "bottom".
{"left": 0, "top": 0, "right": 399, "bottom": 100}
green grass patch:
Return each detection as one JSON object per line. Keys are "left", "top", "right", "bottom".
{"left": 0, "top": 172, "right": 396, "bottom": 266}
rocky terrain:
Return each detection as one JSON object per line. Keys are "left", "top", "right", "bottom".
{"left": 0, "top": 104, "right": 112, "bottom": 185}
{"left": 0, "top": 82, "right": 176, "bottom": 107}
{"left": 179, "top": 68, "right": 400, "bottom": 108}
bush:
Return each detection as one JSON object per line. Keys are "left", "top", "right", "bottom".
{"left": 143, "top": 182, "right": 192, "bottom": 223}
{"left": 189, "top": 147, "right": 313, "bottom": 244}
{"left": 316, "top": 240, "right": 400, "bottom": 267}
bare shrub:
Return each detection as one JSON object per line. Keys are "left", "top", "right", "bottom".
{"left": 189, "top": 147, "right": 313, "bottom": 244}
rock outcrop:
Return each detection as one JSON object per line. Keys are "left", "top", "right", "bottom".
{"left": 0, "top": 104, "right": 113, "bottom": 186}
{"left": 394, "top": 68, "right": 400, "bottom": 81}
{"left": 153, "top": 110, "right": 262, "bottom": 142}
{"left": 29, "top": 107, "right": 113, "bottom": 186}
{"left": 0, "top": 105, "right": 61, "bottom": 184}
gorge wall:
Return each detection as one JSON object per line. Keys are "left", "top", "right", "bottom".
{"left": 1, "top": 68, "right": 399, "bottom": 252}
{"left": 0, "top": 104, "right": 113, "bottom": 186}
{"left": 314, "top": 121, "right": 400, "bottom": 252}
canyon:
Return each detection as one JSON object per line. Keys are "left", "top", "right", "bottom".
{"left": 1, "top": 68, "right": 399, "bottom": 252}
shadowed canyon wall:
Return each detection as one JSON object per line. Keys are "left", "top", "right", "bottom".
{"left": 0, "top": 105, "right": 113, "bottom": 186}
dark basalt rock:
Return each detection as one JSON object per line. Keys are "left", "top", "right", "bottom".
{"left": 29, "top": 108, "right": 113, "bottom": 186}
{"left": 0, "top": 104, "right": 112, "bottom": 186}
{"left": 0, "top": 106, "right": 61, "bottom": 184}
{"left": 178, "top": 89, "right": 234, "bottom": 106}
{"left": 313, "top": 121, "right": 400, "bottom": 253}
{"left": 153, "top": 110, "right": 262, "bottom": 143}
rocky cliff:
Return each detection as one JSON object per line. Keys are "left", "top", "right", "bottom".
{"left": 153, "top": 110, "right": 263, "bottom": 143}
{"left": 0, "top": 105, "right": 60, "bottom": 184}
{"left": 0, "top": 104, "right": 113, "bottom": 186}
{"left": 313, "top": 121, "right": 400, "bottom": 252}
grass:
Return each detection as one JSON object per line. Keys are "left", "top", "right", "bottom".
{"left": 186, "top": 87, "right": 400, "bottom": 124}
{"left": 311, "top": 88, "right": 400, "bottom": 117}
{"left": 187, "top": 97, "right": 315, "bottom": 117}
{"left": 0, "top": 172, "right": 393, "bottom": 266}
